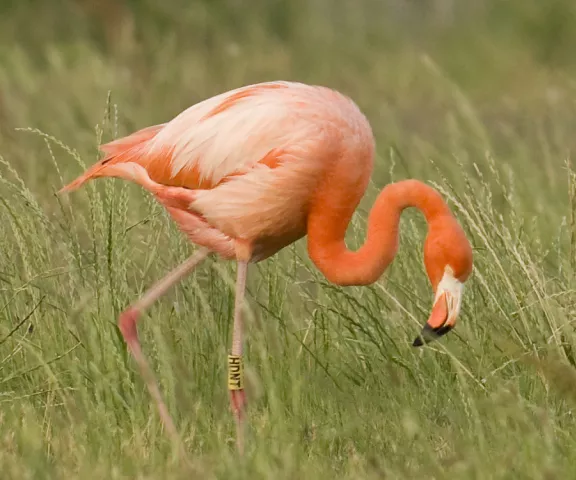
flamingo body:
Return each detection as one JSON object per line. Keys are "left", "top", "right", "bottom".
{"left": 64, "top": 81, "right": 374, "bottom": 263}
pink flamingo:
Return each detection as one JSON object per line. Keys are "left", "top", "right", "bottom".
{"left": 59, "top": 81, "right": 473, "bottom": 454}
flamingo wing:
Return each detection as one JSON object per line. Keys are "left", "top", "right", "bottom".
{"left": 60, "top": 81, "right": 337, "bottom": 193}
{"left": 148, "top": 81, "right": 303, "bottom": 188}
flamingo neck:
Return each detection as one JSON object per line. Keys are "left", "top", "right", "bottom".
{"left": 307, "top": 179, "right": 453, "bottom": 286}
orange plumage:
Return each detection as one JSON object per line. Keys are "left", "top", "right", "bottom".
{"left": 60, "top": 80, "right": 473, "bottom": 454}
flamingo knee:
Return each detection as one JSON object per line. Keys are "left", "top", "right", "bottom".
{"left": 118, "top": 308, "right": 140, "bottom": 345}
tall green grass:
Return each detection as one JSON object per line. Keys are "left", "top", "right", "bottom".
{"left": 1, "top": 1, "right": 576, "bottom": 478}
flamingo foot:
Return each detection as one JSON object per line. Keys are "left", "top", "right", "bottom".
{"left": 118, "top": 308, "right": 181, "bottom": 450}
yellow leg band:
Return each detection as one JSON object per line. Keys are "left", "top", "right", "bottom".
{"left": 228, "top": 354, "right": 244, "bottom": 391}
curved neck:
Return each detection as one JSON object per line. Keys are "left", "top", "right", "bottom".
{"left": 307, "top": 179, "right": 452, "bottom": 286}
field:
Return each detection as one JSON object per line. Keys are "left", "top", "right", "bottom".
{"left": 2, "top": 1, "right": 576, "bottom": 478}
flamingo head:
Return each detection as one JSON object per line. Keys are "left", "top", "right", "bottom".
{"left": 412, "top": 266, "right": 465, "bottom": 346}
{"left": 413, "top": 217, "right": 473, "bottom": 347}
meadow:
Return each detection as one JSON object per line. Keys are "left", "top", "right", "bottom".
{"left": 2, "top": 1, "right": 576, "bottom": 478}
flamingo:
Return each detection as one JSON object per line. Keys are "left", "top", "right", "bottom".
{"left": 59, "top": 81, "right": 473, "bottom": 454}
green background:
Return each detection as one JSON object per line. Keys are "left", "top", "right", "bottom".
{"left": 1, "top": 1, "right": 576, "bottom": 478}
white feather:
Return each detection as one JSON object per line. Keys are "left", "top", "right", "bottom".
{"left": 435, "top": 266, "right": 464, "bottom": 318}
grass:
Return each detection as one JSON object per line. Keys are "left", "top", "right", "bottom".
{"left": 2, "top": 0, "right": 576, "bottom": 478}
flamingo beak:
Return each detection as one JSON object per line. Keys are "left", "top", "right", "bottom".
{"left": 412, "top": 272, "right": 463, "bottom": 347}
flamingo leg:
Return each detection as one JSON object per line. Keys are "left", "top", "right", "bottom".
{"left": 228, "top": 260, "right": 248, "bottom": 455}
{"left": 118, "top": 247, "right": 210, "bottom": 452}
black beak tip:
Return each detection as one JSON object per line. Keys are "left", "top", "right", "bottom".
{"left": 411, "top": 324, "right": 453, "bottom": 348}
{"left": 412, "top": 336, "right": 425, "bottom": 347}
